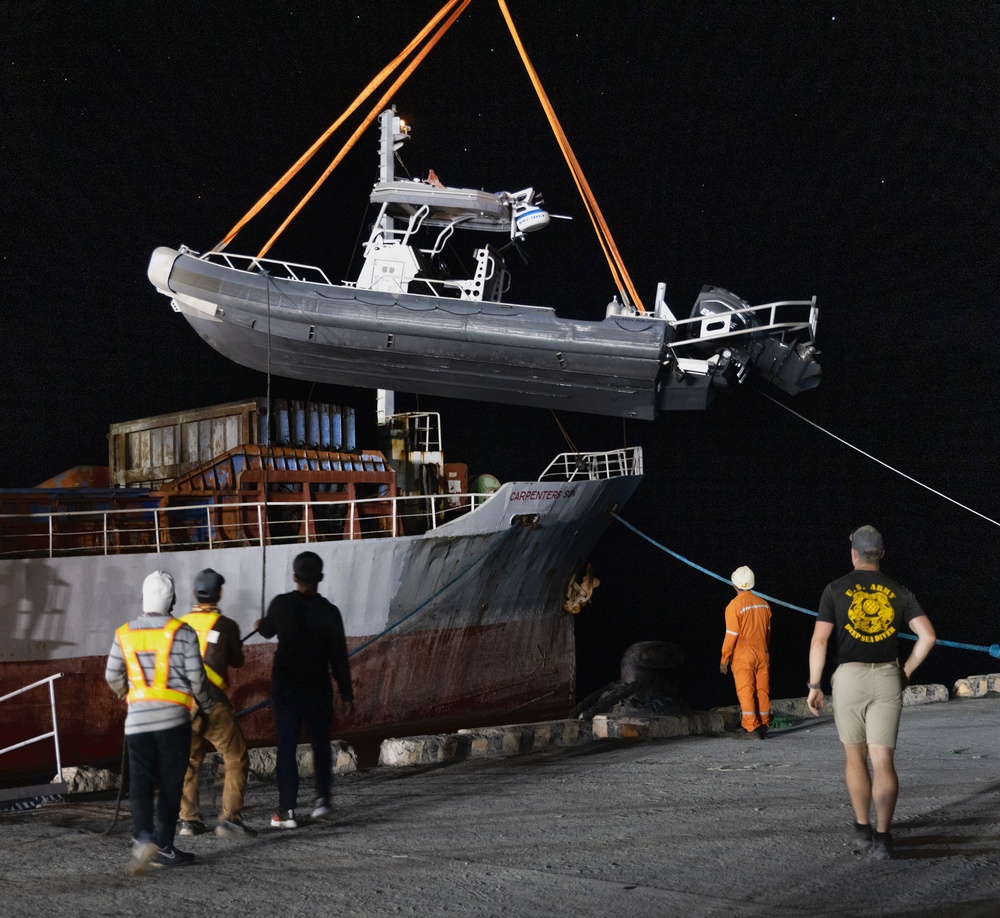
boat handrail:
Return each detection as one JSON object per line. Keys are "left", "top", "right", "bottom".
{"left": 195, "top": 249, "right": 334, "bottom": 286}
{"left": 0, "top": 673, "right": 64, "bottom": 784}
{"left": 0, "top": 490, "right": 496, "bottom": 560}
{"left": 539, "top": 446, "right": 643, "bottom": 482}
{"left": 668, "top": 298, "right": 818, "bottom": 347}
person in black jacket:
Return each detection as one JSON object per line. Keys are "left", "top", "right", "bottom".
{"left": 256, "top": 551, "right": 354, "bottom": 829}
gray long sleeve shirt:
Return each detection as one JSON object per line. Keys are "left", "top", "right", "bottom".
{"left": 105, "top": 613, "right": 214, "bottom": 735}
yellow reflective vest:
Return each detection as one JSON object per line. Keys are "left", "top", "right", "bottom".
{"left": 115, "top": 618, "right": 192, "bottom": 707}
{"left": 179, "top": 609, "right": 228, "bottom": 691}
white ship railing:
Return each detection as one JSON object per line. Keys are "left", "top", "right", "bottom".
{"left": 1, "top": 449, "right": 642, "bottom": 559}
{"left": 0, "top": 491, "right": 494, "bottom": 559}
{"left": 539, "top": 446, "right": 643, "bottom": 482}
{"left": 668, "top": 298, "right": 818, "bottom": 348}
{"left": 191, "top": 247, "right": 334, "bottom": 286}
{"left": 0, "top": 674, "right": 65, "bottom": 794}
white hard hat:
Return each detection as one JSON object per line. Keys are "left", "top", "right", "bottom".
{"left": 731, "top": 566, "right": 755, "bottom": 591}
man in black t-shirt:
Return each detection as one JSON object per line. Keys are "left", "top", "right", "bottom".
{"left": 256, "top": 551, "right": 354, "bottom": 829}
{"left": 806, "top": 526, "right": 936, "bottom": 860}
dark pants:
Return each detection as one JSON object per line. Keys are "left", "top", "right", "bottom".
{"left": 126, "top": 720, "right": 192, "bottom": 848}
{"left": 273, "top": 693, "right": 333, "bottom": 812}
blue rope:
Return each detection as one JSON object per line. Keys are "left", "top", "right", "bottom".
{"left": 237, "top": 521, "right": 524, "bottom": 717}
{"left": 611, "top": 512, "right": 1000, "bottom": 660}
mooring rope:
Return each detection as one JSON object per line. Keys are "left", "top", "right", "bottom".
{"left": 611, "top": 511, "right": 1000, "bottom": 659}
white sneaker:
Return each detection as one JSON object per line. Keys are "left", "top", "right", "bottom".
{"left": 311, "top": 798, "right": 332, "bottom": 819}
{"left": 270, "top": 809, "right": 297, "bottom": 829}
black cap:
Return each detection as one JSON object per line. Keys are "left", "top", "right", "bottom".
{"left": 194, "top": 568, "right": 225, "bottom": 602}
{"left": 293, "top": 551, "right": 324, "bottom": 584}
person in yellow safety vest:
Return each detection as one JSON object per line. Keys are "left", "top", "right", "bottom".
{"left": 176, "top": 568, "right": 256, "bottom": 839}
{"left": 105, "top": 570, "right": 215, "bottom": 874}
{"left": 720, "top": 565, "right": 772, "bottom": 740}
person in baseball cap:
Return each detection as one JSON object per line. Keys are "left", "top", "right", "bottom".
{"left": 808, "top": 525, "right": 936, "bottom": 860}
{"left": 178, "top": 568, "right": 254, "bottom": 839}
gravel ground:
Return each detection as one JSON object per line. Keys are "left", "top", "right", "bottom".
{"left": 2, "top": 696, "right": 999, "bottom": 917}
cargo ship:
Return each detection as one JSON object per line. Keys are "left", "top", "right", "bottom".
{"left": 0, "top": 398, "right": 641, "bottom": 786}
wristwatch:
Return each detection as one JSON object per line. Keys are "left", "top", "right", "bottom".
{"left": 807, "top": 682, "right": 822, "bottom": 690}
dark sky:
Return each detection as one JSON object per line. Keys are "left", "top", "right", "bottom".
{"left": 3, "top": 1, "right": 999, "bottom": 704}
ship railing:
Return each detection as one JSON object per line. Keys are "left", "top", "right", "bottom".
{"left": 0, "top": 673, "right": 66, "bottom": 801}
{"left": 193, "top": 248, "right": 334, "bottom": 286}
{"left": 539, "top": 446, "right": 643, "bottom": 482}
{"left": 668, "top": 298, "right": 818, "bottom": 348}
{"left": 0, "top": 491, "right": 497, "bottom": 559}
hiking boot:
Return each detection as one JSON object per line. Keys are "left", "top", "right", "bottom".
{"left": 872, "top": 831, "right": 894, "bottom": 860}
{"left": 311, "top": 797, "right": 332, "bottom": 819}
{"left": 127, "top": 839, "right": 158, "bottom": 876}
{"left": 178, "top": 820, "right": 209, "bottom": 837}
{"left": 216, "top": 819, "right": 258, "bottom": 838}
{"left": 271, "top": 809, "right": 297, "bottom": 829}
{"left": 149, "top": 844, "right": 196, "bottom": 868}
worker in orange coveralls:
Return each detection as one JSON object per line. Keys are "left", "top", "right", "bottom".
{"left": 720, "top": 566, "right": 772, "bottom": 739}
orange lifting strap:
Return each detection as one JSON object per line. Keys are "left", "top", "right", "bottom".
{"left": 495, "top": 0, "right": 645, "bottom": 313}
{"left": 213, "top": 0, "right": 471, "bottom": 257}
{"left": 216, "top": 0, "right": 645, "bottom": 312}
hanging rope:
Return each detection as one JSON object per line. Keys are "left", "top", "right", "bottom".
{"left": 611, "top": 511, "right": 1000, "bottom": 658}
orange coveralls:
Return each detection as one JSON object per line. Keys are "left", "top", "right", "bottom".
{"left": 721, "top": 591, "right": 772, "bottom": 732}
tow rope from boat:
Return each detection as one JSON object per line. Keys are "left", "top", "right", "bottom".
{"left": 610, "top": 512, "right": 1000, "bottom": 659}
{"left": 758, "top": 390, "right": 1000, "bottom": 529}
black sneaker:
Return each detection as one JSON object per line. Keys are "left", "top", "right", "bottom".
{"left": 178, "top": 820, "right": 209, "bottom": 837}
{"left": 872, "top": 831, "right": 894, "bottom": 860}
{"left": 852, "top": 822, "right": 873, "bottom": 849}
{"left": 311, "top": 797, "right": 332, "bottom": 819}
{"left": 150, "top": 844, "right": 196, "bottom": 868}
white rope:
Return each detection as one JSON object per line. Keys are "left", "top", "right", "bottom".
{"left": 759, "top": 391, "right": 1000, "bottom": 528}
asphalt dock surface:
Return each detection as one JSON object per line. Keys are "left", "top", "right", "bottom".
{"left": 2, "top": 696, "right": 999, "bottom": 918}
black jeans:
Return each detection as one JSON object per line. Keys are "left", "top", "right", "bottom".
{"left": 273, "top": 692, "right": 333, "bottom": 812}
{"left": 126, "top": 720, "right": 192, "bottom": 848}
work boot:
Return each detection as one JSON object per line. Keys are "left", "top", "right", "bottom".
{"left": 753, "top": 725, "right": 768, "bottom": 740}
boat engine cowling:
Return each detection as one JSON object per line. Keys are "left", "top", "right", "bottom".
{"left": 675, "top": 285, "right": 821, "bottom": 396}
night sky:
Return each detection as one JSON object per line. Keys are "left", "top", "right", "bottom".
{"left": 3, "top": 2, "right": 999, "bottom": 708}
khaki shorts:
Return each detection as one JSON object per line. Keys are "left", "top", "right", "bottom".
{"left": 831, "top": 662, "right": 904, "bottom": 748}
